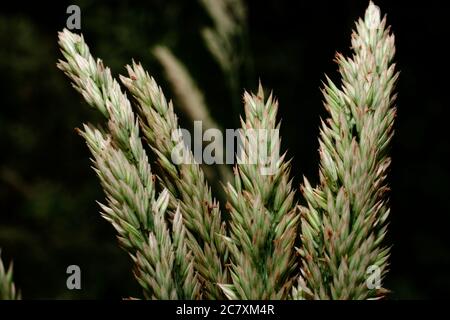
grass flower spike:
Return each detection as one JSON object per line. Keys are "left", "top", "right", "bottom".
{"left": 57, "top": 29, "right": 200, "bottom": 299}
{"left": 295, "top": 2, "right": 398, "bottom": 299}
{"left": 0, "top": 250, "right": 21, "bottom": 300}
{"left": 120, "top": 63, "right": 228, "bottom": 299}
{"left": 221, "top": 85, "right": 299, "bottom": 299}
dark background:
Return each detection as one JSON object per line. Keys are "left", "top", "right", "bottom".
{"left": 0, "top": 0, "right": 448, "bottom": 299}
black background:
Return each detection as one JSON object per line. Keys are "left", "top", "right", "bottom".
{"left": 0, "top": 0, "right": 449, "bottom": 299}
